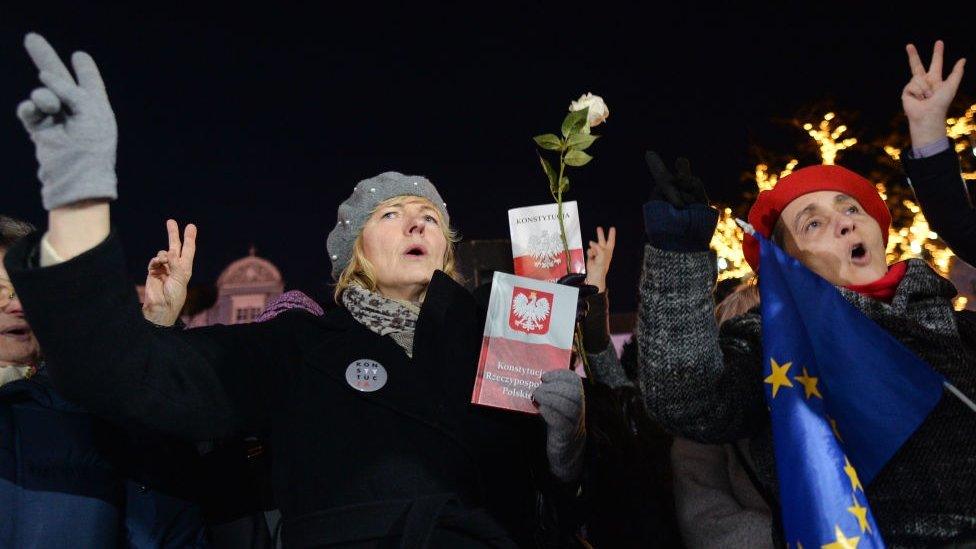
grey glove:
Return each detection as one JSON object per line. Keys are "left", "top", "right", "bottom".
{"left": 532, "top": 369, "right": 586, "bottom": 483}
{"left": 17, "top": 33, "right": 118, "bottom": 210}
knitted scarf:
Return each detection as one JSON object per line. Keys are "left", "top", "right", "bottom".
{"left": 342, "top": 284, "right": 420, "bottom": 358}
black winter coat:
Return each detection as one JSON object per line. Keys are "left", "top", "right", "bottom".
{"left": 904, "top": 143, "right": 976, "bottom": 266}
{"left": 5, "top": 231, "right": 570, "bottom": 548}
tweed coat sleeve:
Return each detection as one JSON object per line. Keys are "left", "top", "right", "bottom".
{"left": 587, "top": 344, "right": 633, "bottom": 389}
{"left": 636, "top": 244, "right": 767, "bottom": 443}
{"left": 4, "top": 230, "right": 302, "bottom": 441}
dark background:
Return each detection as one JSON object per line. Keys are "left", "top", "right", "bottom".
{"left": 3, "top": 3, "right": 972, "bottom": 310}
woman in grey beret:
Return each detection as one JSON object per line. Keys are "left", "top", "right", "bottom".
{"left": 7, "top": 33, "right": 587, "bottom": 547}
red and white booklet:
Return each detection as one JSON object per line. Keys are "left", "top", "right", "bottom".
{"left": 508, "top": 201, "right": 585, "bottom": 282}
{"left": 471, "top": 272, "right": 579, "bottom": 414}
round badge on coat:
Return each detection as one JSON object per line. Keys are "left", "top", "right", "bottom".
{"left": 345, "top": 359, "right": 388, "bottom": 392}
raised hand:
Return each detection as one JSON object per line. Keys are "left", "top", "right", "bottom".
{"left": 17, "top": 33, "right": 117, "bottom": 210}
{"left": 142, "top": 220, "right": 197, "bottom": 327}
{"left": 645, "top": 151, "right": 710, "bottom": 209}
{"left": 584, "top": 226, "right": 616, "bottom": 293}
{"left": 642, "top": 151, "right": 719, "bottom": 252}
{"left": 902, "top": 40, "right": 966, "bottom": 146}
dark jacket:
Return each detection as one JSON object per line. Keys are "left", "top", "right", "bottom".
{"left": 5, "top": 231, "right": 572, "bottom": 548}
{"left": 636, "top": 236, "right": 976, "bottom": 547}
{"left": 903, "top": 142, "right": 976, "bottom": 266}
{"left": 0, "top": 369, "right": 208, "bottom": 548}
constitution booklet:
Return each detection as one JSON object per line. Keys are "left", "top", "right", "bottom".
{"left": 508, "top": 201, "right": 584, "bottom": 282}
{"left": 471, "top": 272, "right": 578, "bottom": 413}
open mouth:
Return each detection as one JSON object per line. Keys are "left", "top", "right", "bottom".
{"left": 403, "top": 245, "right": 428, "bottom": 258}
{"left": 850, "top": 242, "right": 869, "bottom": 265}
{"left": 0, "top": 326, "right": 32, "bottom": 340}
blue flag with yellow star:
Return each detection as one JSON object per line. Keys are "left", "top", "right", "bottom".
{"left": 756, "top": 232, "right": 945, "bottom": 548}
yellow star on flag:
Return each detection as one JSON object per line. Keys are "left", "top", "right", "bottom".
{"left": 821, "top": 525, "right": 860, "bottom": 549}
{"left": 847, "top": 493, "right": 871, "bottom": 534}
{"left": 844, "top": 457, "right": 864, "bottom": 493}
{"left": 827, "top": 415, "right": 844, "bottom": 442}
{"left": 765, "top": 358, "right": 794, "bottom": 398}
{"left": 793, "top": 367, "right": 822, "bottom": 399}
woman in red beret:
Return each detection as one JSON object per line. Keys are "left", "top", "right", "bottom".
{"left": 635, "top": 43, "right": 976, "bottom": 548}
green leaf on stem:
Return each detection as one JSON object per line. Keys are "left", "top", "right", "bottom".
{"left": 533, "top": 133, "right": 564, "bottom": 151}
{"left": 538, "top": 153, "right": 558, "bottom": 193}
{"left": 564, "top": 150, "right": 593, "bottom": 167}
{"left": 559, "top": 176, "right": 570, "bottom": 193}
{"left": 566, "top": 132, "right": 599, "bottom": 151}
{"left": 561, "top": 107, "right": 589, "bottom": 137}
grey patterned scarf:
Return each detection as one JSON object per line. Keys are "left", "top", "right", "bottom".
{"left": 342, "top": 284, "right": 421, "bottom": 357}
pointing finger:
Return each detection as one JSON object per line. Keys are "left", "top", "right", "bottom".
{"left": 929, "top": 40, "right": 944, "bottom": 78}
{"left": 945, "top": 58, "right": 966, "bottom": 92}
{"left": 24, "top": 33, "right": 74, "bottom": 82}
{"left": 181, "top": 223, "right": 197, "bottom": 265}
{"left": 166, "top": 219, "right": 181, "bottom": 256}
{"left": 71, "top": 51, "right": 108, "bottom": 99}
{"left": 906, "top": 43, "right": 926, "bottom": 77}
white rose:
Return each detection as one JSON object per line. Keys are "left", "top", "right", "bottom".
{"left": 568, "top": 92, "right": 609, "bottom": 128}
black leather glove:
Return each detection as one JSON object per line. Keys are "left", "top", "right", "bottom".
{"left": 643, "top": 151, "right": 719, "bottom": 253}
{"left": 645, "top": 151, "right": 710, "bottom": 208}
{"left": 556, "top": 273, "right": 599, "bottom": 324}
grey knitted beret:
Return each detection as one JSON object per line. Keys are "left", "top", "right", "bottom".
{"left": 326, "top": 171, "right": 450, "bottom": 280}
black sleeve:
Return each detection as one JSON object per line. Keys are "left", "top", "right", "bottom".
{"left": 903, "top": 144, "right": 976, "bottom": 266}
{"left": 4, "top": 230, "right": 302, "bottom": 441}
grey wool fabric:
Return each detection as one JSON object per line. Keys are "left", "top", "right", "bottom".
{"left": 17, "top": 34, "right": 118, "bottom": 210}
{"left": 637, "top": 243, "right": 976, "bottom": 547}
{"left": 586, "top": 344, "right": 634, "bottom": 390}
{"left": 532, "top": 369, "right": 586, "bottom": 483}
{"left": 326, "top": 172, "right": 449, "bottom": 279}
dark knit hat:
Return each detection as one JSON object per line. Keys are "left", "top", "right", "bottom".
{"left": 744, "top": 164, "right": 891, "bottom": 273}
{"left": 326, "top": 172, "right": 449, "bottom": 280}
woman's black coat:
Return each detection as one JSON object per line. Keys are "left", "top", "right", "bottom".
{"left": 6, "top": 231, "right": 571, "bottom": 547}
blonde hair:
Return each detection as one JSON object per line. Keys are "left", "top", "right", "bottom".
{"left": 715, "top": 278, "right": 759, "bottom": 326}
{"left": 333, "top": 195, "right": 461, "bottom": 302}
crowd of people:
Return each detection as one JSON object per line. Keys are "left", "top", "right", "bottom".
{"left": 2, "top": 32, "right": 975, "bottom": 548}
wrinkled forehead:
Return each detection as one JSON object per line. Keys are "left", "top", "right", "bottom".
{"left": 782, "top": 190, "right": 859, "bottom": 218}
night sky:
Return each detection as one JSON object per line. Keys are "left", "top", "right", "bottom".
{"left": 3, "top": 4, "right": 973, "bottom": 311}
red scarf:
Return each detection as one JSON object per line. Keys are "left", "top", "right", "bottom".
{"left": 844, "top": 261, "right": 908, "bottom": 303}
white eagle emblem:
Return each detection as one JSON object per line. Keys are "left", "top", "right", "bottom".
{"left": 512, "top": 291, "right": 551, "bottom": 332}
{"left": 528, "top": 230, "right": 564, "bottom": 269}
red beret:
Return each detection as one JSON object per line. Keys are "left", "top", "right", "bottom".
{"left": 743, "top": 164, "right": 891, "bottom": 273}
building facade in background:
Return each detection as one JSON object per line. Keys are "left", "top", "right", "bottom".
{"left": 137, "top": 247, "right": 284, "bottom": 328}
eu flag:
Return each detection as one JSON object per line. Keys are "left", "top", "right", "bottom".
{"left": 755, "top": 232, "right": 945, "bottom": 548}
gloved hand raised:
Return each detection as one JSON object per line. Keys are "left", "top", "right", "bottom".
{"left": 16, "top": 33, "right": 118, "bottom": 210}
{"left": 643, "top": 151, "right": 719, "bottom": 252}
{"left": 646, "top": 151, "right": 711, "bottom": 209}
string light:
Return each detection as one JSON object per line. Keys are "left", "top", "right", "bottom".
{"left": 711, "top": 208, "right": 752, "bottom": 281}
{"left": 802, "top": 112, "right": 857, "bottom": 166}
